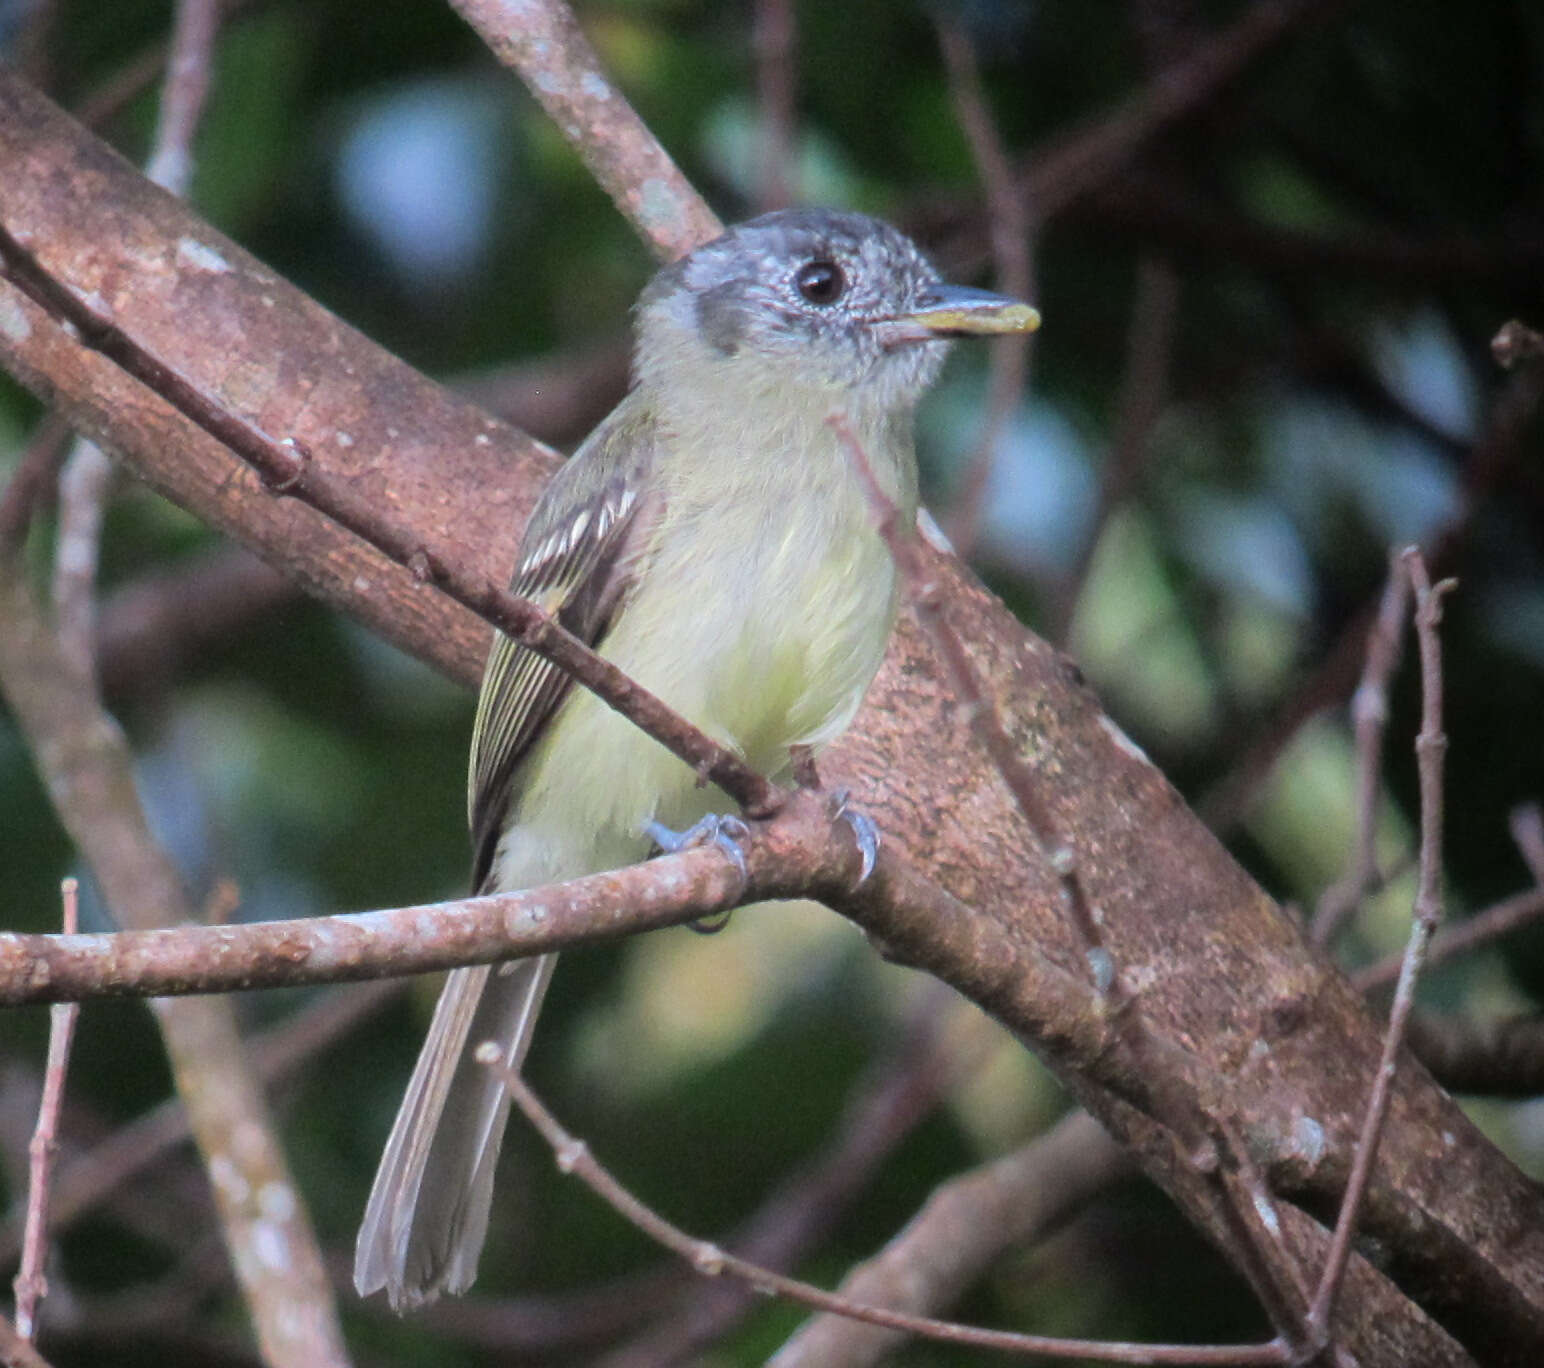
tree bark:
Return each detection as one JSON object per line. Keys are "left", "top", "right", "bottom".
{"left": 2, "top": 72, "right": 1540, "bottom": 1365}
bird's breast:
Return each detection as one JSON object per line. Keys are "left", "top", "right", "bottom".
{"left": 632, "top": 420, "right": 905, "bottom": 775}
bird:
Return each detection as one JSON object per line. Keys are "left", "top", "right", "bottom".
{"left": 354, "top": 207, "right": 1039, "bottom": 1310}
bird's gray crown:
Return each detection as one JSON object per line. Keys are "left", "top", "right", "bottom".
{"left": 634, "top": 209, "right": 951, "bottom": 405}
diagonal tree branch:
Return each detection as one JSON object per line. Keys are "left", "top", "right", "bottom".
{"left": 0, "top": 70, "right": 1540, "bottom": 1365}
{"left": 446, "top": 0, "right": 720, "bottom": 262}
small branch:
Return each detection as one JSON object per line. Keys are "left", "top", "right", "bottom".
{"left": 10, "top": 881, "right": 81, "bottom": 1343}
{"left": 0, "top": 981, "right": 400, "bottom": 1262}
{"left": 0, "top": 1314, "right": 57, "bottom": 1368}
{"left": 595, "top": 989, "right": 960, "bottom": 1368}
{"left": 484, "top": 1052, "right": 1291, "bottom": 1365}
{"left": 770, "top": 1109, "right": 1130, "bottom": 1368}
{"left": 935, "top": 18, "right": 1037, "bottom": 560}
{"left": 1052, "top": 254, "right": 1178, "bottom": 642}
{"left": 929, "top": 0, "right": 1347, "bottom": 281}
{"left": 49, "top": 441, "right": 115, "bottom": 678}
{"left": 52, "top": 0, "right": 223, "bottom": 675}
{"left": 1018, "top": 0, "right": 1347, "bottom": 227}
{"left": 446, "top": 0, "right": 721, "bottom": 261}
{"left": 1311, "top": 551, "right": 1410, "bottom": 946}
{"left": 0, "top": 413, "right": 71, "bottom": 558}
{"left": 0, "top": 218, "right": 779, "bottom": 818}
{"left": 1404, "top": 1009, "right": 1544, "bottom": 1098}
{"left": 753, "top": 0, "right": 797, "bottom": 211}
{"left": 0, "top": 789, "right": 861, "bottom": 1005}
{"left": 1305, "top": 548, "right": 1454, "bottom": 1348}
{"left": 1352, "top": 886, "right": 1544, "bottom": 995}
{"left": 1509, "top": 802, "right": 1544, "bottom": 886}
{"left": 143, "top": 0, "right": 219, "bottom": 199}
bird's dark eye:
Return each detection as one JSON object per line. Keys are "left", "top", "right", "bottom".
{"left": 795, "top": 259, "right": 845, "bottom": 305}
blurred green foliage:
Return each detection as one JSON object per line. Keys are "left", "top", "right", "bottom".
{"left": 2, "top": 0, "right": 1543, "bottom": 1363}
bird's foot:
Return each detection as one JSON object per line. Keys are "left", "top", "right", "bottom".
{"left": 831, "top": 789, "right": 880, "bottom": 885}
{"left": 645, "top": 814, "right": 751, "bottom": 932}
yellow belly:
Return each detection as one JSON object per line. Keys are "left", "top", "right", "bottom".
{"left": 489, "top": 487, "right": 896, "bottom": 893}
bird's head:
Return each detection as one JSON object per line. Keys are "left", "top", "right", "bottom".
{"left": 633, "top": 209, "right": 1039, "bottom": 418}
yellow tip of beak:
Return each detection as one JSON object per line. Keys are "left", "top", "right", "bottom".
{"left": 908, "top": 300, "right": 1041, "bottom": 336}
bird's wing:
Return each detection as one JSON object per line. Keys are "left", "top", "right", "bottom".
{"left": 467, "top": 416, "right": 655, "bottom": 892}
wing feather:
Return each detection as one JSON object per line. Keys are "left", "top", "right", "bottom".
{"left": 467, "top": 421, "right": 653, "bottom": 891}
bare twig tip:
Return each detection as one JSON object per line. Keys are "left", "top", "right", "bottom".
{"left": 1491, "top": 319, "right": 1544, "bottom": 370}
{"left": 556, "top": 1138, "right": 587, "bottom": 1174}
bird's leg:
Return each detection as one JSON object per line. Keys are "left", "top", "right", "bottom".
{"left": 644, "top": 814, "right": 751, "bottom": 933}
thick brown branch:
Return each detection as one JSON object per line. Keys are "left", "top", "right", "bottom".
{"left": 0, "top": 73, "right": 1537, "bottom": 1365}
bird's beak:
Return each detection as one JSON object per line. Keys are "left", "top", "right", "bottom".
{"left": 874, "top": 284, "right": 1041, "bottom": 346}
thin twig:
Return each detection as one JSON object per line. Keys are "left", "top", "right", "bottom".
{"left": 482, "top": 1050, "right": 1290, "bottom": 1365}
{"left": 1351, "top": 886, "right": 1544, "bottom": 995}
{"left": 10, "top": 881, "right": 80, "bottom": 1343}
{"left": 1022, "top": 0, "right": 1348, "bottom": 228}
{"left": 930, "top": 0, "right": 1349, "bottom": 280}
{"left": 144, "top": 0, "right": 219, "bottom": 198}
{"left": 770, "top": 1109, "right": 1130, "bottom": 1368}
{"left": 1311, "top": 550, "right": 1410, "bottom": 946}
{"left": 51, "top": 0, "right": 223, "bottom": 676}
{"left": 1509, "top": 803, "right": 1544, "bottom": 886}
{"left": 595, "top": 988, "right": 963, "bottom": 1368}
{"left": 935, "top": 18, "right": 1037, "bottom": 560}
{"left": 0, "top": 413, "right": 71, "bottom": 559}
{"left": 753, "top": 0, "right": 797, "bottom": 212}
{"left": 0, "top": 790, "right": 855, "bottom": 1005}
{"left": 0, "top": 981, "right": 400, "bottom": 1262}
{"left": 1305, "top": 548, "right": 1454, "bottom": 1348}
{"left": 447, "top": 0, "right": 720, "bottom": 261}
{"left": 49, "top": 441, "right": 115, "bottom": 678}
{"left": 1052, "top": 255, "right": 1178, "bottom": 642}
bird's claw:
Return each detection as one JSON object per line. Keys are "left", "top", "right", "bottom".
{"left": 832, "top": 791, "right": 879, "bottom": 884}
{"left": 645, "top": 814, "right": 751, "bottom": 885}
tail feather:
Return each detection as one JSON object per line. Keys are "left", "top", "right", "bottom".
{"left": 354, "top": 954, "right": 556, "bottom": 1310}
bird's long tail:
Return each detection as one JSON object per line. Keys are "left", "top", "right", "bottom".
{"left": 353, "top": 953, "right": 556, "bottom": 1310}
